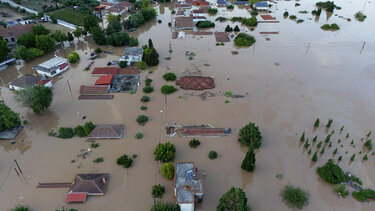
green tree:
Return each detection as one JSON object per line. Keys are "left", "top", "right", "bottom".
{"left": 14, "top": 86, "right": 53, "bottom": 115}
{"left": 91, "top": 26, "right": 106, "bottom": 45}
{"left": 68, "top": 51, "right": 80, "bottom": 63}
{"left": 136, "top": 114, "right": 149, "bottom": 125}
{"left": 106, "top": 19, "right": 122, "bottom": 35}
{"left": 143, "top": 47, "right": 159, "bottom": 66}
{"left": 38, "top": 11, "right": 45, "bottom": 18}
{"left": 83, "top": 121, "right": 95, "bottom": 136}
{"left": 234, "top": 25, "right": 240, "bottom": 32}
{"left": 225, "top": 25, "right": 233, "bottom": 32}
{"left": 117, "top": 154, "right": 133, "bottom": 168}
{"left": 160, "top": 85, "right": 177, "bottom": 94}
{"left": 238, "top": 122, "right": 262, "bottom": 148}
{"left": 66, "top": 32, "right": 74, "bottom": 42}
{"left": 234, "top": 33, "right": 256, "bottom": 47}
{"left": 154, "top": 142, "right": 176, "bottom": 162}
{"left": 241, "top": 145, "right": 256, "bottom": 172}
{"left": 161, "top": 162, "right": 174, "bottom": 180}
{"left": 0, "top": 101, "right": 21, "bottom": 132}
{"left": 32, "top": 25, "right": 50, "bottom": 35}
{"left": 317, "top": 159, "right": 346, "bottom": 184}
{"left": 314, "top": 118, "right": 320, "bottom": 127}
{"left": 35, "top": 35, "right": 55, "bottom": 53}
{"left": 311, "top": 151, "right": 318, "bottom": 162}
{"left": 10, "top": 204, "right": 29, "bottom": 211}
{"left": 0, "top": 36, "right": 10, "bottom": 61}
{"left": 162, "top": 72, "right": 177, "bottom": 81}
{"left": 50, "top": 15, "right": 57, "bottom": 24}
{"left": 151, "top": 202, "right": 180, "bottom": 211}
{"left": 152, "top": 184, "right": 165, "bottom": 198}
{"left": 280, "top": 184, "right": 309, "bottom": 210}
{"left": 107, "top": 14, "right": 118, "bottom": 23}
{"left": 73, "top": 27, "right": 83, "bottom": 38}
{"left": 17, "top": 32, "right": 36, "bottom": 48}
{"left": 217, "top": 187, "right": 250, "bottom": 211}
{"left": 189, "top": 139, "right": 200, "bottom": 148}
{"left": 52, "top": 30, "right": 68, "bottom": 42}
{"left": 106, "top": 32, "right": 130, "bottom": 46}
{"left": 83, "top": 15, "right": 99, "bottom": 32}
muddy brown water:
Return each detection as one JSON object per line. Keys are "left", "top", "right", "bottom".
{"left": 1, "top": 0, "right": 375, "bottom": 210}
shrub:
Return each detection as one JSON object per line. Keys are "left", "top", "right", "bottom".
{"left": 0, "top": 101, "right": 21, "bottom": 132}
{"left": 350, "top": 153, "right": 356, "bottom": 161}
{"left": 233, "top": 25, "right": 240, "bottom": 32}
{"left": 209, "top": 150, "right": 218, "bottom": 159}
{"left": 299, "top": 10, "right": 308, "bottom": 14}
{"left": 283, "top": 11, "right": 289, "bottom": 17}
{"left": 117, "top": 154, "right": 133, "bottom": 168}
{"left": 141, "top": 95, "right": 150, "bottom": 102}
{"left": 321, "top": 23, "right": 340, "bottom": 31}
{"left": 196, "top": 21, "right": 215, "bottom": 28}
{"left": 10, "top": 205, "right": 29, "bottom": 211}
{"left": 300, "top": 132, "right": 305, "bottom": 142}
{"left": 250, "top": 10, "right": 258, "bottom": 16}
{"left": 289, "top": 15, "right": 297, "bottom": 20}
{"left": 216, "top": 17, "right": 227, "bottom": 22}
{"left": 95, "top": 48, "right": 102, "bottom": 53}
{"left": 208, "top": 8, "right": 218, "bottom": 15}
{"left": 58, "top": 127, "right": 75, "bottom": 139}
{"left": 161, "top": 85, "right": 178, "bottom": 94}
{"left": 297, "top": 19, "right": 304, "bottom": 23}
{"left": 326, "top": 118, "right": 333, "bottom": 127}
{"left": 162, "top": 72, "right": 177, "bottom": 81}
{"left": 352, "top": 188, "right": 375, "bottom": 202}
{"left": 136, "top": 115, "right": 149, "bottom": 125}
{"left": 74, "top": 125, "right": 86, "bottom": 137}
{"left": 136, "top": 61, "right": 147, "bottom": 69}
{"left": 238, "top": 122, "right": 262, "bottom": 148}
{"left": 241, "top": 145, "right": 256, "bottom": 172}
{"left": 140, "top": 106, "right": 148, "bottom": 110}
{"left": 314, "top": 118, "right": 320, "bottom": 127}
{"left": 334, "top": 183, "right": 349, "bottom": 198}
{"left": 355, "top": 11, "right": 367, "bottom": 22}
{"left": 317, "top": 159, "right": 346, "bottom": 184}
{"left": 151, "top": 202, "right": 180, "bottom": 211}
{"left": 93, "top": 157, "right": 104, "bottom": 163}
{"left": 83, "top": 121, "right": 95, "bottom": 136}
{"left": 135, "top": 132, "right": 143, "bottom": 139}
{"left": 145, "top": 78, "right": 153, "bottom": 86}
{"left": 161, "top": 162, "right": 174, "bottom": 180}
{"left": 143, "top": 86, "right": 154, "bottom": 93}
{"left": 227, "top": 5, "right": 234, "bottom": 9}
{"left": 325, "top": 134, "right": 331, "bottom": 143}
{"left": 364, "top": 139, "right": 372, "bottom": 150}
{"left": 91, "top": 143, "right": 99, "bottom": 148}
{"left": 217, "top": 187, "right": 250, "bottom": 211}
{"left": 234, "top": 33, "right": 256, "bottom": 47}
{"left": 119, "top": 61, "right": 127, "bottom": 68}
{"left": 189, "top": 139, "right": 200, "bottom": 148}
{"left": 154, "top": 142, "right": 176, "bottom": 162}
{"left": 280, "top": 184, "right": 309, "bottom": 210}
{"left": 68, "top": 51, "right": 80, "bottom": 63}
{"left": 312, "top": 135, "right": 317, "bottom": 142}
{"left": 152, "top": 184, "right": 165, "bottom": 198}
{"left": 225, "top": 25, "right": 233, "bottom": 32}
{"left": 312, "top": 151, "right": 318, "bottom": 162}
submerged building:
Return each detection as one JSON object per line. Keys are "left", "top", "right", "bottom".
{"left": 33, "top": 57, "right": 69, "bottom": 77}
{"left": 119, "top": 47, "right": 143, "bottom": 66}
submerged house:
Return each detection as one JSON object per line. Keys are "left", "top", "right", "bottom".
{"left": 119, "top": 47, "right": 143, "bottom": 66}
{"left": 174, "top": 162, "right": 203, "bottom": 211}
{"left": 176, "top": 76, "right": 215, "bottom": 90}
{"left": 254, "top": 1, "right": 268, "bottom": 11}
{"left": 87, "top": 124, "right": 124, "bottom": 139}
{"left": 9, "top": 75, "right": 52, "bottom": 91}
{"left": 0, "top": 24, "right": 33, "bottom": 47}
{"left": 33, "top": 57, "right": 69, "bottom": 77}
{"left": 174, "top": 16, "right": 195, "bottom": 30}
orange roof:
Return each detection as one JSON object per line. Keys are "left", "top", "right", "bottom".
{"left": 92, "top": 67, "right": 118, "bottom": 75}
{"left": 95, "top": 75, "right": 114, "bottom": 85}
{"left": 118, "top": 68, "right": 139, "bottom": 75}
{"left": 66, "top": 192, "right": 87, "bottom": 203}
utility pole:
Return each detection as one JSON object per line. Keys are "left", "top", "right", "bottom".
{"left": 252, "top": 43, "right": 255, "bottom": 55}
{"left": 306, "top": 42, "right": 311, "bottom": 54}
{"left": 14, "top": 160, "right": 27, "bottom": 183}
{"left": 67, "top": 80, "right": 74, "bottom": 101}
{"left": 360, "top": 41, "right": 366, "bottom": 54}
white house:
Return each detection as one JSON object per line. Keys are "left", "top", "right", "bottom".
{"left": 119, "top": 47, "right": 143, "bottom": 66}
{"left": 254, "top": 1, "right": 268, "bottom": 11}
{"left": 9, "top": 75, "right": 52, "bottom": 91}
{"left": 33, "top": 57, "right": 69, "bottom": 77}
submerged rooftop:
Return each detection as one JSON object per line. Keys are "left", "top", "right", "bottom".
{"left": 175, "top": 162, "right": 203, "bottom": 204}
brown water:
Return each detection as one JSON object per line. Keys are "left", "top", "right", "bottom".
{"left": 1, "top": 0, "right": 375, "bottom": 210}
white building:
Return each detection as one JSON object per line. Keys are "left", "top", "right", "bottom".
{"left": 9, "top": 75, "right": 52, "bottom": 91}
{"left": 33, "top": 57, "right": 69, "bottom": 77}
{"left": 119, "top": 47, "right": 143, "bottom": 66}
{"left": 254, "top": 1, "right": 269, "bottom": 11}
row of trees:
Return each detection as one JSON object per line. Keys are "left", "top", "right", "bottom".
{"left": 122, "top": 8, "right": 156, "bottom": 30}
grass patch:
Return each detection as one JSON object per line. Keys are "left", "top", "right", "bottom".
{"left": 93, "top": 157, "right": 104, "bottom": 163}
{"left": 280, "top": 184, "right": 309, "bottom": 210}
{"left": 50, "top": 8, "right": 90, "bottom": 26}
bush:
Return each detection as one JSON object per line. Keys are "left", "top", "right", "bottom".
{"left": 95, "top": 48, "right": 102, "bottom": 53}
{"left": 283, "top": 11, "right": 289, "bottom": 17}
{"left": 117, "top": 154, "right": 133, "bottom": 168}
{"left": 234, "top": 33, "right": 256, "bottom": 47}
{"left": 145, "top": 78, "right": 153, "bottom": 86}
{"left": 355, "top": 11, "right": 367, "bottom": 22}
{"left": 289, "top": 15, "right": 297, "bottom": 20}
{"left": 10, "top": 205, "right": 29, "bottom": 211}
{"left": 217, "top": 187, "right": 250, "bottom": 211}
{"left": 151, "top": 202, "right": 180, "bottom": 211}
{"left": 234, "top": 25, "right": 240, "bottom": 32}
{"left": 280, "top": 184, "right": 309, "bottom": 210}
{"left": 352, "top": 188, "right": 375, "bottom": 202}
{"left": 161, "top": 162, "right": 174, "bottom": 180}
{"left": 119, "top": 61, "right": 127, "bottom": 68}
{"left": 209, "top": 150, "right": 218, "bottom": 159}
{"left": 364, "top": 139, "right": 372, "bottom": 150}
{"left": 135, "top": 132, "right": 143, "bottom": 139}
{"left": 311, "top": 151, "right": 318, "bottom": 162}
{"left": 91, "top": 143, "right": 99, "bottom": 148}
{"left": 238, "top": 122, "right": 262, "bottom": 148}
{"left": 58, "top": 127, "right": 75, "bottom": 139}
{"left": 162, "top": 72, "right": 177, "bottom": 81}
{"left": 129, "top": 37, "right": 139, "bottom": 46}
{"left": 0, "top": 101, "right": 20, "bottom": 132}
{"left": 314, "top": 118, "right": 320, "bottom": 127}
{"left": 241, "top": 145, "right": 256, "bottom": 172}
{"left": 143, "top": 86, "right": 154, "bottom": 93}
{"left": 321, "top": 23, "right": 340, "bottom": 31}
{"left": 189, "top": 139, "right": 201, "bottom": 148}
{"left": 196, "top": 21, "right": 215, "bottom": 28}
{"left": 152, "top": 184, "right": 165, "bottom": 198}
{"left": 227, "top": 5, "right": 234, "bottom": 9}
{"left": 316, "top": 1, "right": 340, "bottom": 12}
{"left": 154, "top": 142, "right": 176, "bottom": 162}
{"left": 161, "top": 85, "right": 178, "bottom": 94}
{"left": 83, "top": 121, "right": 95, "bottom": 136}
{"left": 208, "top": 8, "right": 218, "bottom": 15}
{"left": 225, "top": 25, "right": 233, "bottom": 32}
{"left": 140, "top": 106, "right": 148, "bottom": 110}
{"left": 93, "top": 157, "right": 104, "bottom": 163}
{"left": 68, "top": 51, "right": 80, "bottom": 63}
{"left": 250, "top": 10, "right": 258, "bottom": 16}
{"left": 141, "top": 95, "right": 150, "bottom": 102}
{"left": 136, "top": 61, "right": 147, "bottom": 69}
{"left": 136, "top": 115, "right": 149, "bottom": 125}
{"left": 317, "top": 159, "right": 346, "bottom": 184}
{"left": 334, "top": 183, "right": 349, "bottom": 198}
{"left": 74, "top": 125, "right": 86, "bottom": 137}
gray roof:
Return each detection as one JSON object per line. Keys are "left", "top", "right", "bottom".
{"left": 87, "top": 124, "right": 124, "bottom": 139}
{"left": 175, "top": 162, "right": 203, "bottom": 203}
{"left": 34, "top": 57, "right": 67, "bottom": 73}
{"left": 70, "top": 173, "right": 109, "bottom": 195}
{"left": 121, "top": 47, "right": 143, "bottom": 58}
{"left": 10, "top": 75, "right": 39, "bottom": 88}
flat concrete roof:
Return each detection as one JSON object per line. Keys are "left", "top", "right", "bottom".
{"left": 175, "top": 162, "right": 203, "bottom": 203}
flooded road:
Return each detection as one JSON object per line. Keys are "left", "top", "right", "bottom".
{"left": 1, "top": 0, "right": 375, "bottom": 210}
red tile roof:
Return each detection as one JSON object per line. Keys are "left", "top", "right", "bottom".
{"left": 175, "top": 17, "right": 194, "bottom": 29}
{"left": 118, "top": 68, "right": 139, "bottom": 75}
{"left": 95, "top": 5, "right": 106, "bottom": 9}
{"left": 214, "top": 32, "right": 230, "bottom": 42}
{"left": 66, "top": 192, "right": 87, "bottom": 203}
{"left": 0, "top": 24, "right": 33, "bottom": 38}
{"left": 176, "top": 76, "right": 215, "bottom": 90}
{"left": 191, "top": 0, "right": 210, "bottom": 6}
{"left": 92, "top": 67, "right": 119, "bottom": 75}
{"left": 80, "top": 85, "right": 109, "bottom": 94}
{"left": 36, "top": 79, "right": 51, "bottom": 86}
{"left": 59, "top": 62, "right": 69, "bottom": 70}
{"left": 100, "top": 2, "right": 113, "bottom": 6}
{"left": 95, "top": 75, "right": 114, "bottom": 85}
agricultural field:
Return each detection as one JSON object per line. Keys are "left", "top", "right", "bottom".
{"left": 50, "top": 8, "right": 89, "bottom": 26}
{"left": 18, "top": 0, "right": 58, "bottom": 12}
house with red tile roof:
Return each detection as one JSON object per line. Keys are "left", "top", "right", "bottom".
{"left": 95, "top": 75, "right": 114, "bottom": 85}
{"left": 92, "top": 67, "right": 119, "bottom": 75}
{"left": 87, "top": 124, "right": 124, "bottom": 139}
{"left": 0, "top": 24, "right": 33, "bottom": 47}
{"left": 9, "top": 75, "right": 52, "bottom": 91}
{"left": 33, "top": 57, "right": 69, "bottom": 77}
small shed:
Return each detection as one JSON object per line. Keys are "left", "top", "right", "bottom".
{"left": 87, "top": 124, "right": 124, "bottom": 139}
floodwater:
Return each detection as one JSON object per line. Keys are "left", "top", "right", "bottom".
{"left": 1, "top": 0, "right": 375, "bottom": 210}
